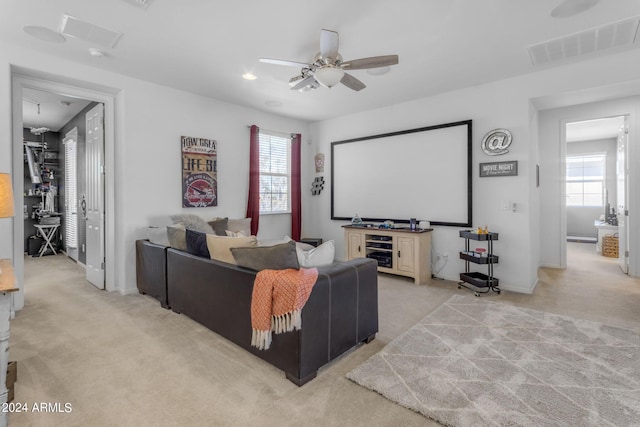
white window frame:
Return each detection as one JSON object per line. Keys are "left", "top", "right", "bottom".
{"left": 259, "top": 130, "right": 291, "bottom": 214}
{"left": 566, "top": 153, "right": 606, "bottom": 207}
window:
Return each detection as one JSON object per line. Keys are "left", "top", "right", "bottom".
{"left": 566, "top": 154, "right": 605, "bottom": 207}
{"left": 259, "top": 131, "right": 291, "bottom": 213}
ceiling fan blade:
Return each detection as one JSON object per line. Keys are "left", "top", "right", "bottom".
{"left": 341, "top": 55, "right": 399, "bottom": 70}
{"left": 340, "top": 73, "right": 366, "bottom": 91}
{"left": 290, "top": 75, "right": 317, "bottom": 91}
{"left": 320, "top": 29, "right": 339, "bottom": 61}
{"left": 259, "top": 58, "right": 309, "bottom": 68}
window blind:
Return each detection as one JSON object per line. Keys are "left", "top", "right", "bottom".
{"left": 64, "top": 136, "right": 78, "bottom": 248}
{"left": 258, "top": 131, "right": 291, "bottom": 213}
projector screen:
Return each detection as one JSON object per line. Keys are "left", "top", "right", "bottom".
{"left": 331, "top": 120, "right": 472, "bottom": 227}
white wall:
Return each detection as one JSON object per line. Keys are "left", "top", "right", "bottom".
{"left": 538, "top": 96, "right": 640, "bottom": 272}
{"left": 0, "top": 40, "right": 309, "bottom": 298}
{"left": 4, "top": 40, "right": 640, "bottom": 298}
{"left": 306, "top": 48, "right": 640, "bottom": 293}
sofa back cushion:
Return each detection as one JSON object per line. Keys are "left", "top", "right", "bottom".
{"left": 185, "top": 229, "right": 210, "bottom": 258}
{"left": 206, "top": 234, "right": 257, "bottom": 264}
{"left": 231, "top": 241, "right": 299, "bottom": 271}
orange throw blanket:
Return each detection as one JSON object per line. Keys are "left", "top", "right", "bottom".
{"left": 251, "top": 268, "right": 318, "bottom": 350}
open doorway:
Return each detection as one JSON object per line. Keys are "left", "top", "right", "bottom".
{"left": 564, "top": 115, "right": 629, "bottom": 275}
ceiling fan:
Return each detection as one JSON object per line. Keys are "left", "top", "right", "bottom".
{"left": 259, "top": 29, "right": 399, "bottom": 92}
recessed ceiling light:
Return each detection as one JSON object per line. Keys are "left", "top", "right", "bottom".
{"left": 242, "top": 73, "right": 257, "bottom": 81}
{"left": 551, "top": 0, "right": 599, "bottom": 18}
{"left": 23, "top": 25, "right": 66, "bottom": 43}
{"left": 367, "top": 66, "right": 391, "bottom": 76}
{"left": 89, "top": 48, "right": 105, "bottom": 57}
{"left": 265, "top": 100, "right": 283, "bottom": 107}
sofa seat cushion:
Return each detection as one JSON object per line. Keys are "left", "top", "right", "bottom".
{"left": 206, "top": 234, "right": 257, "bottom": 264}
{"left": 231, "top": 241, "right": 299, "bottom": 271}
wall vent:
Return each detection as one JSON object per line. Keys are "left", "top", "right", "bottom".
{"left": 61, "top": 14, "right": 122, "bottom": 48}
{"left": 528, "top": 16, "right": 640, "bottom": 66}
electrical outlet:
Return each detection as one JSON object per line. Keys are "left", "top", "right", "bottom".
{"left": 442, "top": 252, "right": 449, "bottom": 258}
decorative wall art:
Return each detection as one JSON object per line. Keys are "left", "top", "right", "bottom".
{"left": 311, "top": 177, "right": 324, "bottom": 195}
{"left": 481, "top": 128, "right": 512, "bottom": 156}
{"left": 311, "top": 152, "right": 325, "bottom": 196}
{"left": 181, "top": 136, "right": 218, "bottom": 207}
{"left": 479, "top": 160, "right": 518, "bottom": 177}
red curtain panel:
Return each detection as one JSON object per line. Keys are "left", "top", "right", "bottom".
{"left": 246, "top": 125, "right": 260, "bottom": 235}
{"left": 291, "top": 133, "right": 302, "bottom": 241}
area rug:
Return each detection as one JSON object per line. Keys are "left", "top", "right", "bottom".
{"left": 346, "top": 295, "right": 640, "bottom": 426}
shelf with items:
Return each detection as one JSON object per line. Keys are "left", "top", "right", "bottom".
{"left": 458, "top": 229, "right": 500, "bottom": 296}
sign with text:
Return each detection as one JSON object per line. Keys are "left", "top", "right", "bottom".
{"left": 479, "top": 160, "right": 518, "bottom": 177}
{"left": 182, "top": 136, "right": 217, "bottom": 207}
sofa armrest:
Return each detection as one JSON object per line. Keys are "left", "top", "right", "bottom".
{"left": 136, "top": 239, "right": 169, "bottom": 308}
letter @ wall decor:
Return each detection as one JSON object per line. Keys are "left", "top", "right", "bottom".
{"left": 181, "top": 136, "right": 218, "bottom": 207}
{"left": 481, "top": 128, "right": 512, "bottom": 156}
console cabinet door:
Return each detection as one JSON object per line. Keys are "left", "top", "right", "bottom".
{"left": 346, "top": 231, "right": 365, "bottom": 259}
{"left": 396, "top": 236, "right": 415, "bottom": 273}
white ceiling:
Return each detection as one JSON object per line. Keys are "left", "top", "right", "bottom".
{"left": 566, "top": 116, "right": 626, "bottom": 142}
{"left": 22, "top": 88, "right": 92, "bottom": 133}
{"left": 3, "top": 0, "right": 640, "bottom": 125}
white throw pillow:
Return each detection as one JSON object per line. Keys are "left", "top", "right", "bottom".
{"left": 227, "top": 218, "right": 252, "bottom": 236}
{"left": 296, "top": 240, "right": 335, "bottom": 267}
{"left": 147, "top": 226, "right": 170, "bottom": 246}
{"left": 225, "top": 229, "right": 247, "bottom": 237}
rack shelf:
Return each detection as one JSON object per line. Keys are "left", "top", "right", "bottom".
{"left": 458, "top": 230, "right": 500, "bottom": 296}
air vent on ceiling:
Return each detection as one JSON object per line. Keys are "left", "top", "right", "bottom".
{"left": 528, "top": 16, "right": 640, "bottom": 66}
{"left": 120, "top": 0, "right": 154, "bottom": 9}
{"left": 61, "top": 14, "right": 122, "bottom": 48}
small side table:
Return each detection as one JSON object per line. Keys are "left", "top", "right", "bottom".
{"left": 0, "top": 260, "right": 19, "bottom": 427}
{"left": 33, "top": 224, "right": 60, "bottom": 257}
{"left": 299, "top": 238, "right": 323, "bottom": 247}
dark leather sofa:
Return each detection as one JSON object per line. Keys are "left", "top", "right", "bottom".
{"left": 135, "top": 239, "right": 379, "bottom": 386}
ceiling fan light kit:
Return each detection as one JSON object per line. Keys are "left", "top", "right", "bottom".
{"left": 260, "top": 29, "right": 398, "bottom": 93}
{"left": 314, "top": 66, "right": 345, "bottom": 88}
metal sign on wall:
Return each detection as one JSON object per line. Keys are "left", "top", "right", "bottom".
{"left": 479, "top": 160, "right": 518, "bottom": 177}
{"left": 181, "top": 136, "right": 218, "bottom": 207}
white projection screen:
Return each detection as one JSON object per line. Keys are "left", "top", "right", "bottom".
{"left": 331, "top": 120, "right": 472, "bottom": 227}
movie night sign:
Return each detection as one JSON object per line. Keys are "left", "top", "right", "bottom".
{"left": 479, "top": 161, "right": 518, "bottom": 177}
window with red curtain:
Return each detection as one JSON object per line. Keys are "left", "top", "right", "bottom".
{"left": 246, "top": 127, "right": 301, "bottom": 239}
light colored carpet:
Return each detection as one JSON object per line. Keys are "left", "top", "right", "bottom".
{"left": 347, "top": 294, "right": 640, "bottom": 426}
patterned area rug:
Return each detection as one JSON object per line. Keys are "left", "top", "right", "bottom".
{"left": 347, "top": 295, "right": 640, "bottom": 426}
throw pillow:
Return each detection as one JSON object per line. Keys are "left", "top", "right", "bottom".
{"left": 208, "top": 217, "right": 229, "bottom": 236}
{"left": 185, "top": 229, "right": 210, "bottom": 258}
{"left": 227, "top": 217, "right": 252, "bottom": 236}
{"left": 170, "top": 214, "right": 213, "bottom": 234}
{"left": 231, "top": 241, "right": 299, "bottom": 271}
{"left": 167, "top": 224, "right": 187, "bottom": 251}
{"left": 147, "top": 226, "right": 170, "bottom": 246}
{"left": 225, "top": 229, "right": 247, "bottom": 237}
{"left": 206, "top": 234, "right": 257, "bottom": 264}
{"left": 296, "top": 240, "right": 335, "bottom": 267}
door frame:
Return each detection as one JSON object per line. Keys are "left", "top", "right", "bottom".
{"left": 11, "top": 71, "right": 117, "bottom": 310}
{"left": 558, "top": 109, "right": 637, "bottom": 275}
